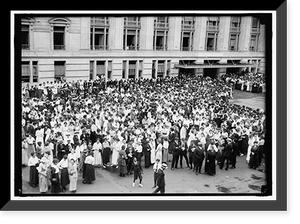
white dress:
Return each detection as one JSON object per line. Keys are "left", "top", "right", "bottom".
{"left": 111, "top": 141, "right": 121, "bottom": 166}
{"left": 93, "top": 142, "right": 102, "bottom": 166}
{"left": 35, "top": 129, "right": 44, "bottom": 148}
{"left": 150, "top": 139, "right": 156, "bottom": 164}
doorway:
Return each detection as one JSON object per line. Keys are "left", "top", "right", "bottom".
{"left": 203, "top": 68, "right": 219, "bottom": 79}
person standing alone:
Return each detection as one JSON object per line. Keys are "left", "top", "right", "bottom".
{"left": 152, "top": 163, "right": 168, "bottom": 194}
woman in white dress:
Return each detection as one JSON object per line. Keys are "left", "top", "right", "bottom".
{"left": 149, "top": 132, "right": 156, "bottom": 164}
{"left": 35, "top": 126, "right": 45, "bottom": 149}
{"left": 93, "top": 138, "right": 102, "bottom": 168}
{"left": 22, "top": 139, "right": 29, "bottom": 166}
{"left": 37, "top": 157, "right": 48, "bottom": 193}
{"left": 111, "top": 137, "right": 122, "bottom": 167}
{"left": 155, "top": 138, "right": 163, "bottom": 164}
{"left": 68, "top": 158, "right": 78, "bottom": 193}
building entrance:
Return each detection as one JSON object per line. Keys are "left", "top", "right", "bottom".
{"left": 203, "top": 68, "right": 219, "bottom": 79}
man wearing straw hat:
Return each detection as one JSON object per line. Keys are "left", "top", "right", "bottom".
{"left": 152, "top": 162, "right": 168, "bottom": 194}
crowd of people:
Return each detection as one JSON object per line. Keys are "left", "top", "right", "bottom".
{"left": 21, "top": 74, "right": 266, "bottom": 194}
{"left": 221, "top": 71, "right": 266, "bottom": 93}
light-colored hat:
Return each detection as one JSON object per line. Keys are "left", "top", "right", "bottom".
{"left": 161, "top": 163, "right": 168, "bottom": 169}
{"left": 40, "top": 157, "right": 48, "bottom": 163}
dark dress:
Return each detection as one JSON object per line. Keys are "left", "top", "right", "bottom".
{"left": 60, "top": 167, "right": 70, "bottom": 189}
{"left": 102, "top": 142, "right": 111, "bottom": 166}
{"left": 249, "top": 145, "right": 259, "bottom": 169}
{"left": 118, "top": 150, "right": 127, "bottom": 176}
{"left": 240, "top": 134, "right": 249, "bottom": 155}
{"left": 50, "top": 167, "right": 61, "bottom": 193}
{"left": 29, "top": 164, "right": 39, "bottom": 187}
{"left": 194, "top": 147, "right": 205, "bottom": 173}
{"left": 143, "top": 142, "right": 152, "bottom": 168}
{"left": 205, "top": 149, "right": 217, "bottom": 175}
{"left": 84, "top": 164, "right": 96, "bottom": 183}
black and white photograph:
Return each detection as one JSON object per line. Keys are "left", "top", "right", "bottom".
{"left": 6, "top": 4, "right": 288, "bottom": 211}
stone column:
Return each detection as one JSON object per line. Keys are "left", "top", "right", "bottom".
{"left": 217, "top": 16, "right": 231, "bottom": 52}
{"left": 168, "top": 17, "right": 182, "bottom": 51}
{"left": 238, "top": 16, "right": 252, "bottom": 52}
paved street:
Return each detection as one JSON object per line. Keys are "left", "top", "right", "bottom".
{"left": 22, "top": 154, "right": 266, "bottom": 194}
{"left": 229, "top": 90, "right": 265, "bottom": 110}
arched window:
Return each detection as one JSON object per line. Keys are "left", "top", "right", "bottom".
{"left": 49, "top": 17, "right": 71, "bottom": 50}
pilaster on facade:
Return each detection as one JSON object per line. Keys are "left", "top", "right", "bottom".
{"left": 238, "top": 16, "right": 252, "bottom": 52}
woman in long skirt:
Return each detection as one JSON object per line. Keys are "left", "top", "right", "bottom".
{"left": 111, "top": 138, "right": 121, "bottom": 166}
{"left": 57, "top": 154, "right": 70, "bottom": 192}
{"left": 37, "top": 157, "right": 48, "bottom": 193}
{"left": 149, "top": 135, "right": 156, "bottom": 165}
{"left": 28, "top": 152, "right": 39, "bottom": 187}
{"left": 50, "top": 159, "right": 61, "bottom": 193}
{"left": 162, "top": 138, "right": 169, "bottom": 163}
{"left": 93, "top": 138, "right": 102, "bottom": 168}
{"left": 83, "top": 152, "right": 95, "bottom": 184}
{"left": 102, "top": 138, "right": 111, "bottom": 168}
{"left": 118, "top": 145, "right": 127, "bottom": 177}
{"left": 248, "top": 141, "right": 259, "bottom": 169}
{"left": 68, "top": 158, "right": 78, "bottom": 193}
{"left": 143, "top": 141, "right": 151, "bottom": 168}
{"left": 22, "top": 139, "right": 29, "bottom": 166}
{"left": 26, "top": 134, "right": 36, "bottom": 158}
{"left": 205, "top": 144, "right": 218, "bottom": 176}
{"left": 155, "top": 138, "right": 163, "bottom": 163}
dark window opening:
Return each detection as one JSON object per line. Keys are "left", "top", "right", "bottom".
{"left": 22, "top": 61, "right": 30, "bottom": 83}
{"left": 53, "top": 26, "right": 65, "bottom": 50}
{"left": 128, "top": 61, "right": 136, "bottom": 79}
{"left": 32, "top": 61, "right": 38, "bottom": 82}
{"left": 21, "top": 25, "right": 30, "bottom": 49}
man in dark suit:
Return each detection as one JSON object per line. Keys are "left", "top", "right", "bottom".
{"left": 170, "top": 136, "right": 181, "bottom": 170}
{"left": 219, "top": 138, "right": 233, "bottom": 171}
{"left": 152, "top": 163, "right": 167, "bottom": 194}
{"left": 194, "top": 142, "right": 205, "bottom": 175}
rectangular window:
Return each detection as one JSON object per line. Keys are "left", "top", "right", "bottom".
{"left": 229, "top": 33, "right": 239, "bottom": 51}
{"left": 230, "top": 16, "right": 241, "bottom": 32}
{"left": 32, "top": 61, "right": 38, "bottom": 82}
{"left": 181, "top": 17, "right": 195, "bottom": 30}
{"left": 90, "top": 61, "right": 94, "bottom": 80}
{"left": 152, "top": 60, "right": 156, "bottom": 79}
{"left": 206, "top": 33, "right": 217, "bottom": 51}
{"left": 138, "top": 60, "right": 143, "bottom": 78}
{"left": 90, "top": 17, "right": 109, "bottom": 26}
{"left": 124, "top": 17, "right": 140, "bottom": 28}
{"left": 107, "top": 61, "right": 112, "bottom": 80}
{"left": 54, "top": 61, "right": 65, "bottom": 80}
{"left": 207, "top": 17, "right": 219, "bottom": 31}
{"left": 128, "top": 61, "right": 136, "bottom": 79}
{"left": 155, "top": 17, "right": 169, "bottom": 29}
{"left": 53, "top": 26, "right": 65, "bottom": 50}
{"left": 22, "top": 61, "right": 30, "bottom": 83}
{"left": 21, "top": 25, "right": 30, "bottom": 49}
{"left": 154, "top": 30, "right": 168, "bottom": 51}
{"left": 250, "top": 34, "right": 259, "bottom": 52}
{"left": 96, "top": 61, "right": 105, "bottom": 77}
{"left": 167, "top": 60, "right": 171, "bottom": 77}
{"left": 90, "top": 24, "right": 109, "bottom": 50}
{"left": 122, "top": 61, "right": 126, "bottom": 79}
{"left": 124, "top": 29, "right": 140, "bottom": 50}
{"left": 181, "top": 32, "right": 193, "bottom": 51}
{"left": 251, "top": 17, "right": 260, "bottom": 33}
{"left": 157, "top": 60, "right": 165, "bottom": 78}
